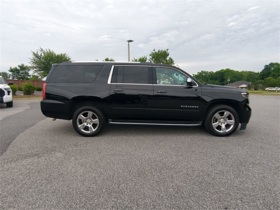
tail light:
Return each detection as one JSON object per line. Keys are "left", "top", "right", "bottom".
{"left": 42, "top": 83, "right": 47, "bottom": 99}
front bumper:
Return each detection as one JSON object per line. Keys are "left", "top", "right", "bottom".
{"left": 240, "top": 123, "right": 248, "bottom": 130}
{"left": 239, "top": 104, "right": 251, "bottom": 130}
{"left": 0, "top": 89, "right": 13, "bottom": 104}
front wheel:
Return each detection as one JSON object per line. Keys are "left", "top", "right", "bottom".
{"left": 204, "top": 105, "right": 239, "bottom": 136}
{"left": 72, "top": 106, "right": 105, "bottom": 137}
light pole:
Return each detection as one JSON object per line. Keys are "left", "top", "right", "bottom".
{"left": 127, "top": 40, "right": 133, "bottom": 61}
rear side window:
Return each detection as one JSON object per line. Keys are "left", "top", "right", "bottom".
{"left": 111, "top": 66, "right": 151, "bottom": 84}
{"left": 49, "top": 65, "right": 103, "bottom": 83}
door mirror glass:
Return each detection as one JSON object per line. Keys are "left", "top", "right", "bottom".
{"left": 187, "top": 78, "right": 193, "bottom": 87}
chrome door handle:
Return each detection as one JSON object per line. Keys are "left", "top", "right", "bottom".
{"left": 156, "top": 90, "right": 167, "bottom": 93}
{"left": 114, "top": 89, "right": 124, "bottom": 93}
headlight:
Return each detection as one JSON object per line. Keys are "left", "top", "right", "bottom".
{"left": 241, "top": 92, "right": 249, "bottom": 99}
{"left": 4, "top": 88, "right": 12, "bottom": 95}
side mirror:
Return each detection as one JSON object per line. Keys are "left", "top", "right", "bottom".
{"left": 186, "top": 78, "right": 193, "bottom": 87}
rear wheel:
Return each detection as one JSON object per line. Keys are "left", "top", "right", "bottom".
{"left": 72, "top": 106, "right": 105, "bottom": 137}
{"left": 204, "top": 105, "right": 239, "bottom": 136}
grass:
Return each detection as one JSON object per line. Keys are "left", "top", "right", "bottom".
{"left": 248, "top": 90, "right": 280, "bottom": 95}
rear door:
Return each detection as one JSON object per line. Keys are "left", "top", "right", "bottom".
{"left": 108, "top": 65, "right": 154, "bottom": 119}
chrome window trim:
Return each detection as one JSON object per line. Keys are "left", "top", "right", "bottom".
{"left": 154, "top": 66, "right": 199, "bottom": 87}
{"left": 73, "top": 61, "right": 141, "bottom": 63}
{"left": 110, "top": 83, "right": 153, "bottom": 86}
{"left": 107, "top": 64, "right": 199, "bottom": 87}
{"left": 107, "top": 65, "right": 115, "bottom": 84}
{"left": 191, "top": 81, "right": 199, "bottom": 87}
{"left": 154, "top": 83, "right": 198, "bottom": 87}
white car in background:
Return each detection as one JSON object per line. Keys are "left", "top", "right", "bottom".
{"left": 0, "top": 76, "right": 13, "bottom": 107}
{"left": 265, "top": 87, "right": 280, "bottom": 92}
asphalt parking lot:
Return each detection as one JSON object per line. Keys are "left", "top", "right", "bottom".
{"left": 0, "top": 95, "right": 279, "bottom": 209}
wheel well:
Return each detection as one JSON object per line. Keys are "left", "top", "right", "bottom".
{"left": 70, "top": 96, "right": 107, "bottom": 120}
{"left": 205, "top": 101, "right": 241, "bottom": 121}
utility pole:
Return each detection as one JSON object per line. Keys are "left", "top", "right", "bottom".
{"left": 127, "top": 40, "right": 133, "bottom": 61}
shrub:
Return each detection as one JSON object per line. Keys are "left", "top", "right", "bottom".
{"left": 22, "top": 83, "right": 35, "bottom": 95}
{"left": 10, "top": 85, "right": 17, "bottom": 95}
{"left": 17, "top": 86, "right": 23, "bottom": 91}
{"left": 35, "top": 86, "right": 42, "bottom": 91}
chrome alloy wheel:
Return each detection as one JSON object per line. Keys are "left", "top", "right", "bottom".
{"left": 211, "top": 110, "right": 235, "bottom": 134}
{"left": 77, "top": 111, "right": 99, "bottom": 134}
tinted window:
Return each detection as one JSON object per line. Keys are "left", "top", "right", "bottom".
{"left": 49, "top": 65, "right": 103, "bottom": 83}
{"left": 111, "top": 66, "right": 151, "bottom": 84}
{"left": 155, "top": 67, "right": 188, "bottom": 85}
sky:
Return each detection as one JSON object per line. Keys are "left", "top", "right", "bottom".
{"left": 0, "top": 0, "right": 279, "bottom": 75}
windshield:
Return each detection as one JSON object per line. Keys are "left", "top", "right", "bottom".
{"left": 0, "top": 77, "right": 6, "bottom": 84}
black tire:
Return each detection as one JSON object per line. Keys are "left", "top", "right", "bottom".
{"left": 204, "top": 105, "right": 239, "bottom": 137}
{"left": 72, "top": 106, "right": 105, "bottom": 137}
{"left": 6, "top": 101, "right": 13, "bottom": 108}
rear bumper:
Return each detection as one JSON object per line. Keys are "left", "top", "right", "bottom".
{"left": 41, "top": 99, "right": 72, "bottom": 120}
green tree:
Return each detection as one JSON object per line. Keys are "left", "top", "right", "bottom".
{"left": 252, "top": 80, "right": 264, "bottom": 90}
{"left": 30, "top": 48, "right": 71, "bottom": 78}
{"left": 193, "top": 62, "right": 280, "bottom": 87}
{"left": 194, "top": 68, "right": 260, "bottom": 85}
{"left": 149, "top": 49, "right": 175, "bottom": 65}
{"left": 103, "top": 58, "right": 115, "bottom": 61}
{"left": 276, "top": 77, "right": 280, "bottom": 86}
{"left": 259, "top": 62, "right": 280, "bottom": 80}
{"left": 0, "top": 72, "right": 10, "bottom": 80}
{"left": 241, "top": 71, "right": 259, "bottom": 82}
{"left": 222, "top": 69, "right": 244, "bottom": 84}
{"left": 263, "top": 77, "right": 277, "bottom": 87}
{"left": 8, "top": 64, "right": 30, "bottom": 80}
{"left": 132, "top": 56, "right": 148, "bottom": 62}
{"left": 193, "top": 71, "right": 217, "bottom": 84}
{"left": 30, "top": 75, "right": 40, "bottom": 80}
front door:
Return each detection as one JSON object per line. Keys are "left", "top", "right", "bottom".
{"left": 150, "top": 67, "right": 203, "bottom": 122}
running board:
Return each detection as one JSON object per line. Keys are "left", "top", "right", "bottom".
{"left": 108, "top": 119, "right": 201, "bottom": 127}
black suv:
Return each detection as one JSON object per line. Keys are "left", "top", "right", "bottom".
{"left": 41, "top": 62, "right": 251, "bottom": 137}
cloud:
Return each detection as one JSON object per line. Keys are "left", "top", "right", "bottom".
{"left": 0, "top": 0, "right": 279, "bottom": 75}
